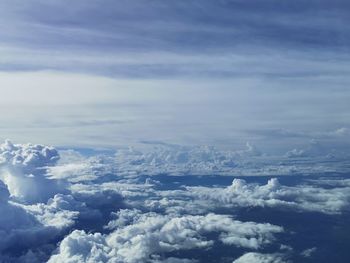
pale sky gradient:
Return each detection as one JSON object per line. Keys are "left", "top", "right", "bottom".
{"left": 0, "top": 0, "right": 349, "bottom": 154}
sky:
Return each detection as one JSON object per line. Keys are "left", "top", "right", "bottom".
{"left": 0, "top": 0, "right": 349, "bottom": 154}
{"left": 1, "top": 2, "right": 350, "bottom": 262}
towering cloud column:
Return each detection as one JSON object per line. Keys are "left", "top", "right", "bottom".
{"left": 0, "top": 140, "right": 66, "bottom": 203}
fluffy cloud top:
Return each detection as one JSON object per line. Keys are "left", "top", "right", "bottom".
{"left": 0, "top": 142, "right": 82, "bottom": 260}
{"left": 232, "top": 252, "right": 287, "bottom": 263}
{"left": 49, "top": 211, "right": 283, "bottom": 263}
{"left": 187, "top": 178, "right": 350, "bottom": 214}
{"left": 0, "top": 140, "right": 348, "bottom": 262}
{"left": 114, "top": 144, "right": 242, "bottom": 176}
{"left": 112, "top": 142, "right": 350, "bottom": 177}
{"left": 0, "top": 184, "right": 78, "bottom": 261}
{"left": 65, "top": 152, "right": 350, "bottom": 216}
{"left": 0, "top": 140, "right": 59, "bottom": 170}
{"left": 0, "top": 140, "right": 66, "bottom": 203}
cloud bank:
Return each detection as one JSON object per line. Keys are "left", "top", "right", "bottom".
{"left": 187, "top": 178, "right": 350, "bottom": 214}
{"left": 0, "top": 140, "right": 348, "bottom": 262}
{"left": 49, "top": 211, "right": 283, "bottom": 263}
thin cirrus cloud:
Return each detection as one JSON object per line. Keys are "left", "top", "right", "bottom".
{"left": 1, "top": 0, "right": 350, "bottom": 77}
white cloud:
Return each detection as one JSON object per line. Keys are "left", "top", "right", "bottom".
{"left": 0, "top": 140, "right": 66, "bottom": 203}
{"left": 21, "top": 194, "right": 80, "bottom": 229}
{"left": 49, "top": 211, "right": 283, "bottom": 263}
{"left": 0, "top": 182, "right": 79, "bottom": 261}
{"left": 112, "top": 143, "right": 350, "bottom": 177}
{"left": 0, "top": 141, "right": 96, "bottom": 260}
{"left": 127, "top": 176, "right": 350, "bottom": 215}
{"left": 187, "top": 178, "right": 350, "bottom": 214}
{"left": 300, "top": 247, "right": 317, "bottom": 258}
{"left": 232, "top": 252, "right": 288, "bottom": 263}
{"left": 59, "top": 149, "right": 350, "bottom": 216}
{"left": 49, "top": 151, "right": 111, "bottom": 183}
{"left": 151, "top": 257, "right": 197, "bottom": 263}
{"left": 0, "top": 140, "right": 347, "bottom": 261}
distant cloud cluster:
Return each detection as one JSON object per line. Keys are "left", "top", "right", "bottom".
{"left": 187, "top": 178, "right": 350, "bottom": 214}
{"left": 112, "top": 142, "right": 350, "bottom": 176}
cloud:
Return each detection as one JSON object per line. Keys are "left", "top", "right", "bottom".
{"left": 129, "top": 175, "right": 350, "bottom": 215}
{"left": 0, "top": 179, "right": 10, "bottom": 202}
{"left": 232, "top": 252, "right": 288, "bottom": 263}
{"left": 55, "top": 147, "right": 350, "bottom": 216}
{"left": 113, "top": 143, "right": 350, "bottom": 176}
{"left": 0, "top": 140, "right": 348, "bottom": 261}
{"left": 151, "top": 258, "right": 197, "bottom": 263}
{"left": 1, "top": 0, "right": 350, "bottom": 55}
{"left": 0, "top": 141, "right": 103, "bottom": 260}
{"left": 187, "top": 178, "right": 350, "bottom": 214}
{"left": 0, "top": 68, "right": 349, "bottom": 153}
{"left": 300, "top": 247, "right": 317, "bottom": 258}
{"left": 0, "top": 1, "right": 350, "bottom": 155}
{"left": 49, "top": 211, "right": 283, "bottom": 263}
{"left": 22, "top": 194, "right": 80, "bottom": 229}
{"left": 49, "top": 150, "right": 111, "bottom": 183}
{"left": 0, "top": 181, "right": 79, "bottom": 261}
{"left": 0, "top": 140, "right": 58, "bottom": 169}
{"left": 0, "top": 140, "right": 67, "bottom": 203}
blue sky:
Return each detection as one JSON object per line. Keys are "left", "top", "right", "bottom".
{"left": 0, "top": 0, "right": 349, "bottom": 154}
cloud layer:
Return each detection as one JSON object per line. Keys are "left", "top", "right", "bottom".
{"left": 186, "top": 178, "right": 350, "bottom": 214}
{"left": 0, "top": 140, "right": 349, "bottom": 262}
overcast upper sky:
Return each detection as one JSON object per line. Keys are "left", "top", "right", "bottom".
{"left": 0, "top": 0, "right": 349, "bottom": 153}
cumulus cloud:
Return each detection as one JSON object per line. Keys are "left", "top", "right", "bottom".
{"left": 187, "top": 178, "right": 350, "bottom": 214}
{"left": 49, "top": 211, "right": 283, "bottom": 263}
{"left": 120, "top": 142, "right": 269, "bottom": 176}
{"left": 0, "top": 140, "right": 348, "bottom": 262}
{"left": 49, "top": 150, "right": 112, "bottom": 183}
{"left": 0, "top": 142, "right": 101, "bottom": 261}
{"left": 300, "top": 247, "right": 317, "bottom": 258}
{"left": 112, "top": 142, "right": 350, "bottom": 177}
{"left": 64, "top": 151, "right": 350, "bottom": 216}
{"left": 0, "top": 181, "right": 79, "bottom": 261}
{"left": 21, "top": 194, "right": 80, "bottom": 229}
{"left": 130, "top": 176, "right": 350, "bottom": 216}
{"left": 232, "top": 252, "right": 288, "bottom": 263}
{"left": 151, "top": 257, "right": 197, "bottom": 263}
{"left": 0, "top": 140, "right": 66, "bottom": 203}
